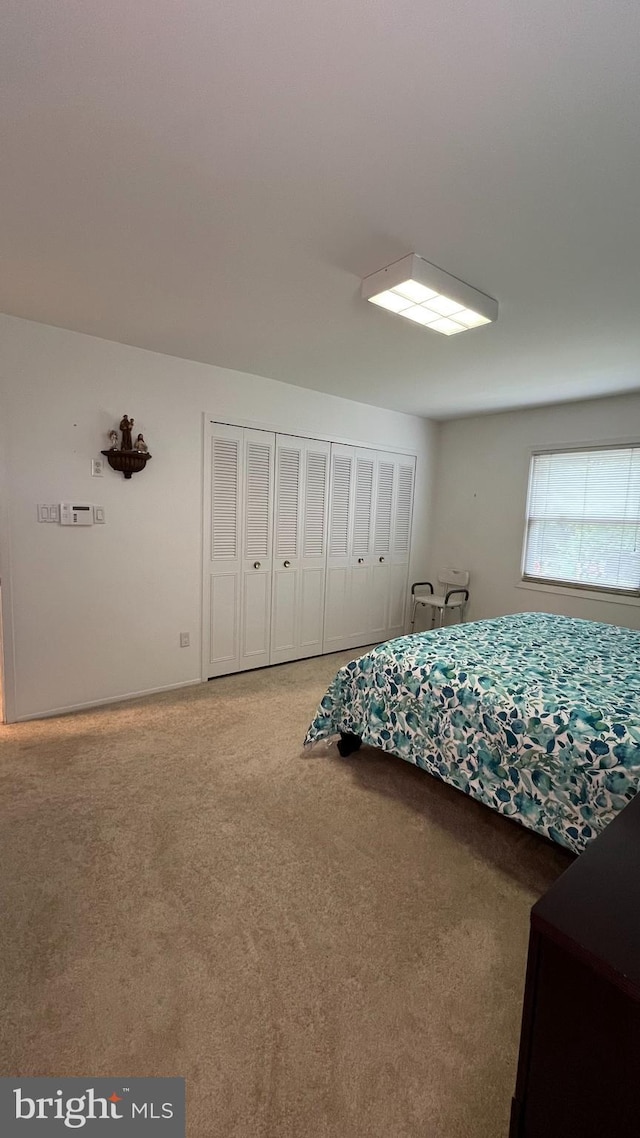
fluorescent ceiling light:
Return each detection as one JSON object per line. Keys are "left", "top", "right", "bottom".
{"left": 392, "top": 279, "right": 438, "bottom": 303}
{"left": 423, "top": 295, "right": 464, "bottom": 317}
{"left": 361, "top": 253, "right": 498, "bottom": 335}
{"left": 454, "top": 308, "right": 491, "bottom": 328}
{"left": 400, "top": 305, "right": 438, "bottom": 325}
{"left": 367, "top": 290, "right": 413, "bottom": 314}
{"left": 426, "top": 317, "right": 466, "bottom": 336}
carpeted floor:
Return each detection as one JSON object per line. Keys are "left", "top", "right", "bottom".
{"left": 0, "top": 652, "right": 572, "bottom": 1137}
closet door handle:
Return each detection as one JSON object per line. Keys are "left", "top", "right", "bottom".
{"left": 379, "top": 556, "right": 385, "bottom": 563}
{"left": 283, "top": 560, "right": 291, "bottom": 568}
{"left": 357, "top": 558, "right": 364, "bottom": 564}
{"left": 253, "top": 561, "right": 261, "bottom": 569}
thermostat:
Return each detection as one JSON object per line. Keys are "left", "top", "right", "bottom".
{"left": 60, "top": 503, "right": 94, "bottom": 526}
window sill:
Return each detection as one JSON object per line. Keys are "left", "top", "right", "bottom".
{"left": 515, "top": 581, "right": 640, "bottom": 608}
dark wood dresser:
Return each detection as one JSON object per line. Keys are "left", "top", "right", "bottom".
{"left": 509, "top": 792, "right": 640, "bottom": 1137}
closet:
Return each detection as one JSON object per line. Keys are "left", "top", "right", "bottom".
{"left": 323, "top": 444, "right": 415, "bottom": 654}
{"left": 203, "top": 420, "right": 415, "bottom": 679}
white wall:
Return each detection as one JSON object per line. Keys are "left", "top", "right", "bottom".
{"left": 428, "top": 392, "right": 640, "bottom": 630}
{"left": 0, "top": 314, "right": 437, "bottom": 721}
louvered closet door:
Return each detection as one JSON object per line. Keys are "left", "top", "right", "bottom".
{"left": 323, "top": 444, "right": 355, "bottom": 652}
{"left": 349, "top": 448, "right": 377, "bottom": 647}
{"left": 323, "top": 445, "right": 379, "bottom": 654}
{"left": 239, "top": 429, "right": 275, "bottom": 671}
{"left": 300, "top": 443, "right": 331, "bottom": 653}
{"left": 370, "top": 456, "right": 395, "bottom": 638}
{"left": 271, "top": 436, "right": 330, "bottom": 664}
{"left": 204, "top": 422, "right": 244, "bottom": 677}
{"left": 388, "top": 455, "right": 416, "bottom": 639}
{"left": 204, "top": 424, "right": 415, "bottom": 678}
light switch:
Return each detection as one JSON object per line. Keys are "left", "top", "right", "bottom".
{"left": 93, "top": 505, "right": 105, "bottom": 524}
{"left": 38, "top": 504, "right": 50, "bottom": 522}
{"left": 48, "top": 504, "right": 60, "bottom": 522}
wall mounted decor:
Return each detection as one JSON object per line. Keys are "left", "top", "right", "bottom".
{"left": 101, "top": 415, "right": 152, "bottom": 478}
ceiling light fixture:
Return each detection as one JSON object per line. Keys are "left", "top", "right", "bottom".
{"left": 361, "top": 253, "right": 498, "bottom": 335}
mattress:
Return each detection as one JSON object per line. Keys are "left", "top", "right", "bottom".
{"left": 304, "top": 612, "right": 640, "bottom": 853}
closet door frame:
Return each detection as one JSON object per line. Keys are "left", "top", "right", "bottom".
{"left": 202, "top": 414, "right": 417, "bottom": 681}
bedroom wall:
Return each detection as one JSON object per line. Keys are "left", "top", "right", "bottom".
{"left": 428, "top": 391, "right": 640, "bottom": 630}
{"left": 0, "top": 314, "right": 438, "bottom": 721}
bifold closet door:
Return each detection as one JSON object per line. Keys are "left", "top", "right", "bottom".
{"left": 369, "top": 453, "right": 416, "bottom": 641}
{"left": 239, "top": 429, "right": 275, "bottom": 671}
{"left": 270, "top": 435, "right": 330, "bottom": 664}
{"left": 204, "top": 423, "right": 415, "bottom": 677}
{"left": 204, "top": 423, "right": 275, "bottom": 678}
{"left": 388, "top": 456, "right": 416, "bottom": 639}
{"left": 323, "top": 444, "right": 377, "bottom": 654}
{"left": 349, "top": 448, "right": 377, "bottom": 643}
{"left": 323, "top": 445, "right": 355, "bottom": 653}
{"left": 370, "top": 455, "right": 395, "bottom": 639}
{"left": 323, "top": 446, "right": 416, "bottom": 653}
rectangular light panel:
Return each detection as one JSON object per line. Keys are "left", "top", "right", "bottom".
{"left": 361, "top": 253, "right": 497, "bottom": 335}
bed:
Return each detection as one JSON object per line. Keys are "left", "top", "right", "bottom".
{"left": 304, "top": 612, "right": 640, "bottom": 854}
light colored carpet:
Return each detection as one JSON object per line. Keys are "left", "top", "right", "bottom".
{"left": 0, "top": 652, "right": 571, "bottom": 1137}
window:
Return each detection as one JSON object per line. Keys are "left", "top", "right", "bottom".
{"left": 522, "top": 445, "right": 640, "bottom": 595}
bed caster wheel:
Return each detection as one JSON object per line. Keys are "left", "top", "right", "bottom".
{"left": 337, "top": 732, "right": 362, "bottom": 757}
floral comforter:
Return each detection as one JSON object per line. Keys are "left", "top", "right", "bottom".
{"left": 304, "top": 612, "right": 640, "bottom": 853}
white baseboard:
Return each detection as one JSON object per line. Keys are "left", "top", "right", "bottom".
{"left": 13, "top": 678, "right": 203, "bottom": 723}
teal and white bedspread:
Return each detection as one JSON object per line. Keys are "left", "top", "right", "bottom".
{"left": 304, "top": 612, "right": 640, "bottom": 853}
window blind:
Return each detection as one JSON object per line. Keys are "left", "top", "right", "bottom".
{"left": 523, "top": 446, "right": 640, "bottom": 593}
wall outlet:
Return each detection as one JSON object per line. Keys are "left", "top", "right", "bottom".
{"left": 92, "top": 458, "right": 104, "bottom": 477}
{"left": 180, "top": 632, "right": 190, "bottom": 648}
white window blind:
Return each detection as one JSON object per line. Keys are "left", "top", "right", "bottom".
{"left": 523, "top": 446, "right": 640, "bottom": 593}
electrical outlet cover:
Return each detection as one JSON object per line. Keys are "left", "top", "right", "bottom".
{"left": 92, "top": 458, "right": 104, "bottom": 477}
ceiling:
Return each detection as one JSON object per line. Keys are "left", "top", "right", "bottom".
{"left": 2, "top": 0, "right": 640, "bottom": 420}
